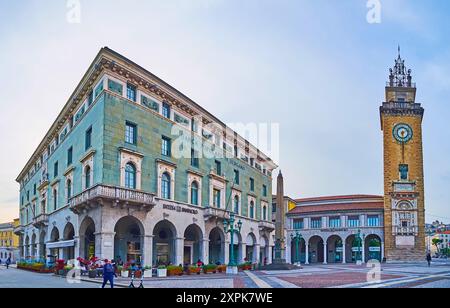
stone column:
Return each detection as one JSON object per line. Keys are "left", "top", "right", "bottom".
{"left": 362, "top": 239, "right": 366, "bottom": 263}
{"left": 142, "top": 235, "right": 153, "bottom": 267}
{"left": 95, "top": 232, "right": 115, "bottom": 261}
{"left": 323, "top": 242, "right": 328, "bottom": 265}
{"left": 175, "top": 237, "right": 185, "bottom": 266}
{"left": 202, "top": 239, "right": 209, "bottom": 265}
{"left": 255, "top": 244, "right": 261, "bottom": 264}
{"left": 286, "top": 238, "right": 292, "bottom": 264}
{"left": 342, "top": 241, "right": 346, "bottom": 264}
{"left": 381, "top": 242, "right": 385, "bottom": 262}
{"left": 240, "top": 243, "right": 246, "bottom": 263}
{"left": 224, "top": 240, "right": 230, "bottom": 265}
{"left": 305, "top": 242, "right": 309, "bottom": 265}
{"left": 76, "top": 235, "right": 85, "bottom": 260}
{"left": 267, "top": 246, "right": 273, "bottom": 264}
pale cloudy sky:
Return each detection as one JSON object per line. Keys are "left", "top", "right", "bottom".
{"left": 0, "top": 0, "right": 449, "bottom": 223}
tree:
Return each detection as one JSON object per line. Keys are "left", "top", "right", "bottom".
{"left": 432, "top": 238, "right": 443, "bottom": 254}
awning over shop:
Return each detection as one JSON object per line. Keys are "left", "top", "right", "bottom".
{"left": 46, "top": 240, "right": 75, "bottom": 249}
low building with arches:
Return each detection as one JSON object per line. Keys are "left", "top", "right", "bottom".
{"left": 284, "top": 195, "right": 385, "bottom": 264}
{"left": 14, "top": 48, "right": 276, "bottom": 267}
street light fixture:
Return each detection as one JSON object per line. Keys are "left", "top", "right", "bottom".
{"left": 223, "top": 212, "right": 243, "bottom": 274}
{"left": 290, "top": 232, "right": 302, "bottom": 265}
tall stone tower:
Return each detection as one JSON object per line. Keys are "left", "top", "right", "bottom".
{"left": 380, "top": 48, "right": 426, "bottom": 261}
{"left": 274, "top": 171, "right": 286, "bottom": 262}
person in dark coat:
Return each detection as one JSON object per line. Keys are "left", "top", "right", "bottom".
{"left": 102, "top": 259, "right": 116, "bottom": 288}
{"left": 426, "top": 253, "right": 432, "bottom": 267}
{"left": 5, "top": 257, "right": 11, "bottom": 269}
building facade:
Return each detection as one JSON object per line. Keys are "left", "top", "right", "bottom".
{"left": 0, "top": 219, "right": 20, "bottom": 263}
{"left": 285, "top": 195, "right": 384, "bottom": 264}
{"left": 15, "top": 47, "right": 276, "bottom": 267}
{"left": 426, "top": 231, "right": 450, "bottom": 256}
{"left": 380, "top": 51, "right": 426, "bottom": 261}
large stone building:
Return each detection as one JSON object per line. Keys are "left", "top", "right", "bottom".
{"left": 0, "top": 219, "right": 20, "bottom": 263}
{"left": 14, "top": 47, "right": 276, "bottom": 267}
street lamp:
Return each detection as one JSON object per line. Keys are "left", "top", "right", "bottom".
{"left": 290, "top": 232, "right": 302, "bottom": 265}
{"left": 355, "top": 229, "right": 366, "bottom": 265}
{"left": 223, "top": 212, "right": 243, "bottom": 272}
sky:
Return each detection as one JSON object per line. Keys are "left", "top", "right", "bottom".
{"left": 0, "top": 0, "right": 449, "bottom": 223}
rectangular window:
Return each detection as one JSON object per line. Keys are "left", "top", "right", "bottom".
{"left": 127, "top": 83, "right": 137, "bottom": 102}
{"left": 347, "top": 216, "right": 360, "bottom": 228}
{"left": 250, "top": 178, "right": 255, "bottom": 192}
{"left": 54, "top": 161, "right": 58, "bottom": 178}
{"left": 213, "top": 189, "right": 221, "bottom": 208}
{"left": 234, "top": 170, "right": 240, "bottom": 185}
{"left": 33, "top": 184, "right": 37, "bottom": 195}
{"left": 162, "top": 102, "right": 171, "bottom": 119}
{"left": 108, "top": 79, "right": 123, "bottom": 95}
{"left": 367, "top": 215, "right": 380, "bottom": 227}
{"left": 191, "top": 149, "right": 199, "bottom": 168}
{"left": 262, "top": 185, "right": 267, "bottom": 197}
{"left": 191, "top": 119, "right": 198, "bottom": 133}
{"left": 215, "top": 160, "right": 222, "bottom": 176}
{"left": 162, "top": 136, "right": 171, "bottom": 156}
{"left": 310, "top": 218, "right": 322, "bottom": 229}
{"left": 88, "top": 90, "right": 94, "bottom": 106}
{"left": 67, "top": 147, "right": 73, "bottom": 166}
{"left": 125, "top": 122, "right": 137, "bottom": 145}
{"left": 293, "top": 219, "right": 304, "bottom": 230}
{"left": 94, "top": 82, "right": 104, "bottom": 98}
{"left": 329, "top": 217, "right": 341, "bottom": 228}
{"left": 85, "top": 127, "right": 92, "bottom": 150}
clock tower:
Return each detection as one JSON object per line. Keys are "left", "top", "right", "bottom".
{"left": 380, "top": 49, "right": 426, "bottom": 261}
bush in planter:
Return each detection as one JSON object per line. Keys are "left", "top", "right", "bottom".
{"left": 188, "top": 266, "right": 201, "bottom": 275}
{"left": 202, "top": 264, "right": 218, "bottom": 274}
{"left": 217, "top": 265, "right": 227, "bottom": 273}
{"left": 167, "top": 265, "right": 183, "bottom": 276}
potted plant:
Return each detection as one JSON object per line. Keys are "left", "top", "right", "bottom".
{"left": 217, "top": 265, "right": 227, "bottom": 273}
{"left": 157, "top": 265, "right": 167, "bottom": 277}
{"left": 55, "top": 259, "right": 66, "bottom": 276}
{"left": 203, "top": 264, "right": 218, "bottom": 274}
{"left": 188, "top": 266, "right": 201, "bottom": 275}
{"left": 143, "top": 266, "right": 153, "bottom": 278}
{"left": 121, "top": 264, "right": 130, "bottom": 278}
{"left": 167, "top": 265, "right": 183, "bottom": 276}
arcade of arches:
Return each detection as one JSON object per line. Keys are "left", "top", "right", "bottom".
{"left": 289, "top": 234, "right": 383, "bottom": 264}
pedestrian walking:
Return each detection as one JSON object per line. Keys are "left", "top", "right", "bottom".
{"left": 102, "top": 259, "right": 116, "bottom": 288}
{"left": 6, "top": 257, "right": 11, "bottom": 269}
{"left": 426, "top": 253, "right": 432, "bottom": 267}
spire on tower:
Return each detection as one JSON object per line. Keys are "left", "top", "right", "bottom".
{"left": 388, "top": 46, "right": 414, "bottom": 88}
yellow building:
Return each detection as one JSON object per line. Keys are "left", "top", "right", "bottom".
{"left": 380, "top": 50, "right": 426, "bottom": 261}
{"left": 0, "top": 219, "right": 20, "bottom": 263}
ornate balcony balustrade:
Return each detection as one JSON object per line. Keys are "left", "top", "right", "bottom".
{"left": 203, "top": 206, "right": 230, "bottom": 221}
{"left": 69, "top": 184, "right": 156, "bottom": 214}
{"left": 258, "top": 220, "right": 275, "bottom": 232}
{"left": 33, "top": 214, "right": 49, "bottom": 228}
{"left": 393, "top": 226, "right": 419, "bottom": 236}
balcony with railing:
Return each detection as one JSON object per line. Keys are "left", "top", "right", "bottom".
{"left": 33, "top": 214, "right": 49, "bottom": 228}
{"left": 203, "top": 207, "right": 230, "bottom": 221}
{"left": 13, "top": 225, "right": 24, "bottom": 235}
{"left": 258, "top": 220, "right": 275, "bottom": 232}
{"left": 69, "top": 184, "right": 156, "bottom": 214}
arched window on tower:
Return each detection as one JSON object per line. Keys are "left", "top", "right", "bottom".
{"left": 190, "top": 181, "right": 199, "bottom": 205}
{"left": 125, "top": 163, "right": 136, "bottom": 189}
{"left": 162, "top": 172, "right": 171, "bottom": 199}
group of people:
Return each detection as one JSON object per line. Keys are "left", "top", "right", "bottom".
{"left": 0, "top": 257, "right": 11, "bottom": 269}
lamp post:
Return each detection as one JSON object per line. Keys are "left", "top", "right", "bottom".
{"left": 356, "top": 229, "right": 365, "bottom": 265}
{"left": 290, "top": 232, "right": 302, "bottom": 265}
{"left": 223, "top": 212, "right": 242, "bottom": 274}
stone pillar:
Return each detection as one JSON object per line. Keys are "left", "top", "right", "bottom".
{"left": 95, "top": 232, "right": 115, "bottom": 261}
{"left": 305, "top": 242, "right": 309, "bottom": 265}
{"left": 323, "top": 242, "right": 327, "bottom": 265}
{"left": 224, "top": 240, "right": 230, "bottom": 265}
{"left": 142, "top": 235, "right": 153, "bottom": 267}
{"left": 286, "top": 239, "right": 292, "bottom": 264}
{"left": 342, "top": 242, "right": 346, "bottom": 264}
{"left": 175, "top": 237, "right": 185, "bottom": 266}
{"left": 36, "top": 243, "right": 41, "bottom": 259}
{"left": 267, "top": 246, "right": 273, "bottom": 264}
{"left": 76, "top": 235, "right": 85, "bottom": 260}
{"left": 381, "top": 242, "right": 385, "bottom": 262}
{"left": 255, "top": 244, "right": 261, "bottom": 264}
{"left": 240, "top": 243, "right": 246, "bottom": 263}
{"left": 362, "top": 239, "right": 366, "bottom": 263}
{"left": 202, "top": 239, "right": 209, "bottom": 265}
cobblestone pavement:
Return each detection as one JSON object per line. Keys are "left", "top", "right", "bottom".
{"left": 2, "top": 260, "right": 450, "bottom": 288}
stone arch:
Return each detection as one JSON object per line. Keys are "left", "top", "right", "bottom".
{"left": 365, "top": 234, "right": 382, "bottom": 262}
{"left": 79, "top": 216, "right": 96, "bottom": 259}
{"left": 308, "top": 235, "right": 325, "bottom": 264}
{"left": 31, "top": 233, "right": 37, "bottom": 258}
{"left": 24, "top": 235, "right": 30, "bottom": 258}
{"left": 245, "top": 232, "right": 257, "bottom": 263}
{"left": 326, "top": 235, "right": 343, "bottom": 264}
{"left": 259, "top": 235, "right": 270, "bottom": 265}
{"left": 63, "top": 222, "right": 75, "bottom": 260}
{"left": 152, "top": 219, "right": 177, "bottom": 266}
{"left": 39, "top": 230, "right": 47, "bottom": 259}
{"left": 184, "top": 224, "right": 204, "bottom": 265}
{"left": 114, "top": 216, "right": 145, "bottom": 264}
{"left": 208, "top": 227, "right": 225, "bottom": 265}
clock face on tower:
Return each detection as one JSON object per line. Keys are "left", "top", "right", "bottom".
{"left": 393, "top": 123, "right": 413, "bottom": 143}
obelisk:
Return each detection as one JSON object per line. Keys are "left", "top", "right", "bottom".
{"left": 274, "top": 171, "right": 286, "bottom": 263}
